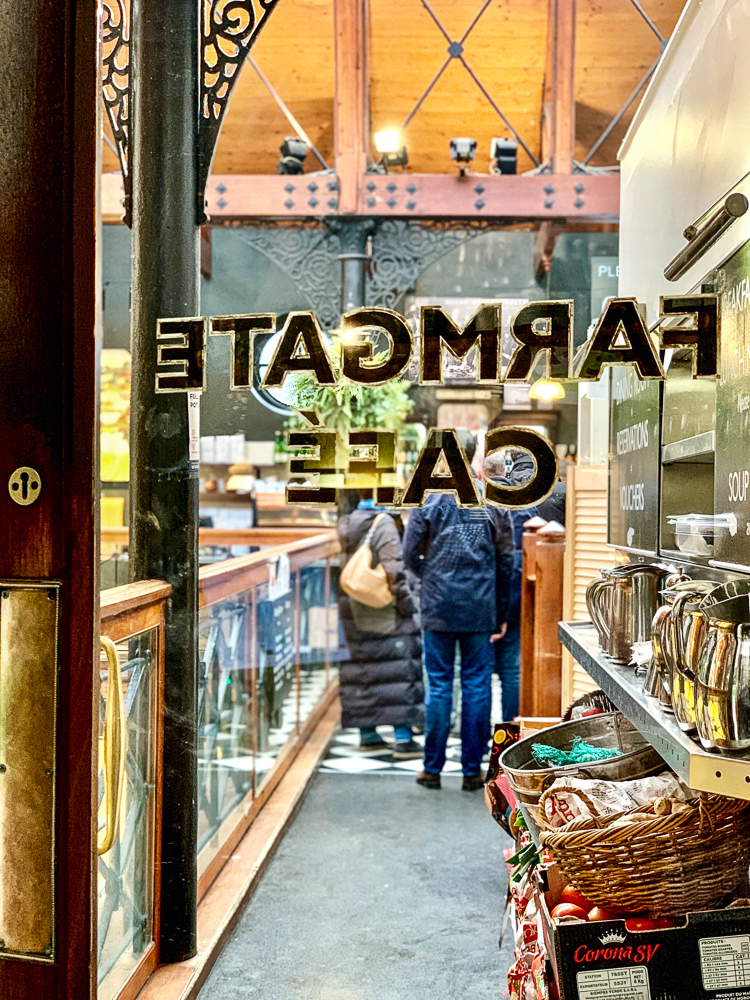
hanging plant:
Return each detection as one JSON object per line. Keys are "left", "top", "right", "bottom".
{"left": 284, "top": 340, "right": 414, "bottom": 436}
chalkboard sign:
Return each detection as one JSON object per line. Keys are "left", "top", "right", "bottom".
{"left": 713, "top": 240, "right": 750, "bottom": 567}
{"left": 608, "top": 367, "right": 661, "bottom": 553}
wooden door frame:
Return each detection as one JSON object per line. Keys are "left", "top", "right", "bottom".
{"left": 0, "top": 2, "right": 99, "bottom": 997}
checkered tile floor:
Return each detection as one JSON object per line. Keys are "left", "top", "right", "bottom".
{"left": 320, "top": 728, "right": 474, "bottom": 776}
{"left": 320, "top": 675, "right": 502, "bottom": 776}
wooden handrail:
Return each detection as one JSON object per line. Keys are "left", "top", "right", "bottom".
{"left": 99, "top": 530, "right": 339, "bottom": 623}
{"left": 102, "top": 526, "right": 330, "bottom": 547}
{"left": 199, "top": 531, "right": 339, "bottom": 609}
{"left": 101, "top": 580, "right": 173, "bottom": 622}
{"left": 100, "top": 579, "right": 173, "bottom": 644}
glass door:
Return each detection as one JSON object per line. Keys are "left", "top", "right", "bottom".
{"left": 97, "top": 587, "right": 168, "bottom": 1000}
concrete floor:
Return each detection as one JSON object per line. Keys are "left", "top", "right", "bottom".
{"left": 198, "top": 773, "right": 515, "bottom": 1000}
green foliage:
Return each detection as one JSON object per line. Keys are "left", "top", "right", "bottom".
{"left": 285, "top": 341, "right": 413, "bottom": 434}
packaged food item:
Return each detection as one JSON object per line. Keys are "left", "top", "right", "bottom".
{"left": 541, "top": 772, "right": 691, "bottom": 827}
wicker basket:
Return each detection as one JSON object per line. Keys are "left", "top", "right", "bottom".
{"left": 539, "top": 793, "right": 750, "bottom": 916}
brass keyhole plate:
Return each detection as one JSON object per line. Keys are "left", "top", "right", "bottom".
{"left": 8, "top": 468, "right": 42, "bottom": 506}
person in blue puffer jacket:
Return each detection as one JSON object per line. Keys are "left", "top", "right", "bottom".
{"left": 403, "top": 430, "right": 514, "bottom": 792}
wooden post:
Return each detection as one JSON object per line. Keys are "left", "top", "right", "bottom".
{"left": 533, "top": 525, "right": 566, "bottom": 716}
{"left": 334, "top": 0, "right": 368, "bottom": 214}
{"left": 544, "top": 0, "right": 576, "bottom": 173}
{"left": 519, "top": 518, "right": 547, "bottom": 716}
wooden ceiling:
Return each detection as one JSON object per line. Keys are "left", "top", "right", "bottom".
{"left": 102, "top": 0, "right": 686, "bottom": 177}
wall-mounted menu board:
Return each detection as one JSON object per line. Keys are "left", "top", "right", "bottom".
{"left": 608, "top": 367, "right": 661, "bottom": 553}
{"left": 713, "top": 240, "right": 750, "bottom": 567}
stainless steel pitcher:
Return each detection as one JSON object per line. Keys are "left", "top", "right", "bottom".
{"left": 656, "top": 581, "right": 718, "bottom": 731}
{"left": 587, "top": 564, "right": 674, "bottom": 664}
{"left": 645, "top": 603, "right": 673, "bottom": 707}
{"left": 680, "top": 582, "right": 750, "bottom": 708}
{"left": 694, "top": 594, "right": 750, "bottom": 752}
{"left": 586, "top": 574, "right": 613, "bottom": 653}
{"left": 606, "top": 564, "right": 674, "bottom": 664}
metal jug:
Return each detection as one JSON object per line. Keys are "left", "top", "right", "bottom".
{"left": 681, "top": 581, "right": 750, "bottom": 697}
{"left": 655, "top": 581, "right": 718, "bottom": 731}
{"left": 588, "top": 565, "right": 679, "bottom": 664}
{"left": 645, "top": 579, "right": 699, "bottom": 711}
{"left": 645, "top": 603, "right": 673, "bottom": 707}
{"left": 586, "top": 574, "right": 614, "bottom": 653}
{"left": 694, "top": 594, "right": 750, "bottom": 752}
{"left": 605, "top": 564, "right": 674, "bottom": 665}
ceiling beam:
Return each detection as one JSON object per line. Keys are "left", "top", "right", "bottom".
{"left": 544, "top": 0, "right": 576, "bottom": 173}
{"left": 333, "top": 0, "right": 368, "bottom": 214}
{"left": 102, "top": 171, "right": 618, "bottom": 223}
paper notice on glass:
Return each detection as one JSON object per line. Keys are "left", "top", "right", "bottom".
{"left": 269, "top": 553, "right": 291, "bottom": 599}
{"left": 188, "top": 392, "right": 200, "bottom": 472}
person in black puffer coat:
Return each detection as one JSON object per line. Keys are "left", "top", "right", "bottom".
{"left": 337, "top": 498, "right": 424, "bottom": 759}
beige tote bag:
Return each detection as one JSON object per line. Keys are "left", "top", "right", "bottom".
{"left": 340, "top": 513, "right": 395, "bottom": 609}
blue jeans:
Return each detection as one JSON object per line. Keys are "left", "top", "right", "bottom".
{"left": 423, "top": 631, "right": 493, "bottom": 777}
{"left": 494, "top": 617, "right": 520, "bottom": 721}
{"left": 360, "top": 726, "right": 413, "bottom": 744}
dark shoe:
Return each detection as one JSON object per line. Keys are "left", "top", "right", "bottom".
{"left": 358, "top": 738, "right": 391, "bottom": 753}
{"left": 462, "top": 773, "right": 486, "bottom": 792}
{"left": 416, "top": 769, "right": 441, "bottom": 790}
{"left": 392, "top": 740, "right": 423, "bottom": 760}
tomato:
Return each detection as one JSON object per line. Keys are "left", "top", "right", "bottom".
{"left": 625, "top": 915, "right": 678, "bottom": 931}
{"left": 560, "top": 885, "right": 594, "bottom": 912}
{"left": 625, "top": 916, "right": 656, "bottom": 931}
{"left": 551, "top": 903, "right": 589, "bottom": 921}
{"left": 588, "top": 906, "right": 618, "bottom": 921}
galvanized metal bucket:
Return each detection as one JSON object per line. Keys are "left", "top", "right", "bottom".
{"left": 499, "top": 712, "right": 665, "bottom": 845}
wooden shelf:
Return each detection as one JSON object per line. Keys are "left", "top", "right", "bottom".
{"left": 559, "top": 621, "right": 750, "bottom": 800}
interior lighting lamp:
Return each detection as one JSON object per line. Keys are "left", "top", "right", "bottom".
{"left": 277, "top": 136, "right": 308, "bottom": 175}
{"left": 374, "top": 129, "right": 408, "bottom": 169}
{"left": 490, "top": 137, "right": 517, "bottom": 175}
{"left": 528, "top": 377, "right": 565, "bottom": 401}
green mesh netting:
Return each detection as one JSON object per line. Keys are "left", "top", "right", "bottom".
{"left": 530, "top": 736, "right": 621, "bottom": 768}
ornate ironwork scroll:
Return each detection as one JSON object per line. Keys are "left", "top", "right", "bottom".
{"left": 232, "top": 220, "right": 497, "bottom": 332}
{"left": 236, "top": 224, "right": 342, "bottom": 330}
{"left": 102, "top": 0, "right": 131, "bottom": 222}
{"left": 368, "top": 220, "right": 491, "bottom": 312}
{"left": 199, "top": 0, "right": 282, "bottom": 221}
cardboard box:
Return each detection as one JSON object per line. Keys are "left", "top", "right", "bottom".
{"left": 538, "top": 864, "right": 750, "bottom": 1000}
{"left": 517, "top": 716, "right": 562, "bottom": 739}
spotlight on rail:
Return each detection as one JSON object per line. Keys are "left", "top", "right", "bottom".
{"left": 490, "top": 137, "right": 518, "bottom": 175}
{"left": 450, "top": 137, "right": 476, "bottom": 176}
{"left": 277, "top": 136, "right": 308, "bottom": 175}
{"left": 375, "top": 129, "right": 408, "bottom": 169}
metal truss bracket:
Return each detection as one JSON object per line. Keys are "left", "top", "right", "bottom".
{"left": 198, "top": 0, "right": 281, "bottom": 223}
{"left": 102, "top": 0, "right": 131, "bottom": 226}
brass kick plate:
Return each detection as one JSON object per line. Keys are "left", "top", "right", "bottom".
{"left": 0, "top": 583, "right": 59, "bottom": 963}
